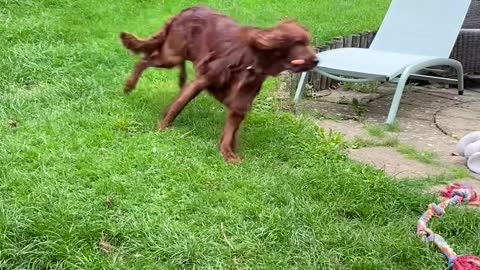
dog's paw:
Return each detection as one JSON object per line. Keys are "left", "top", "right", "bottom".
{"left": 223, "top": 153, "right": 242, "bottom": 164}
{"left": 124, "top": 79, "right": 136, "bottom": 94}
{"left": 226, "top": 156, "right": 241, "bottom": 164}
{"left": 157, "top": 120, "right": 170, "bottom": 130}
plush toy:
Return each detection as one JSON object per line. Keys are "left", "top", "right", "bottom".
{"left": 457, "top": 131, "right": 480, "bottom": 174}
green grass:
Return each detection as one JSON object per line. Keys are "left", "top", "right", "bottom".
{"left": 397, "top": 145, "right": 441, "bottom": 165}
{"left": 2, "top": 0, "right": 480, "bottom": 269}
{"left": 350, "top": 136, "right": 400, "bottom": 149}
{"left": 341, "top": 81, "right": 380, "bottom": 93}
{"left": 365, "top": 124, "right": 387, "bottom": 138}
{"left": 350, "top": 123, "right": 401, "bottom": 148}
{"left": 365, "top": 122, "right": 401, "bottom": 137}
{"left": 363, "top": 122, "right": 401, "bottom": 138}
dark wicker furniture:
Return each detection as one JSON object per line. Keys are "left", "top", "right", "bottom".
{"left": 451, "top": 0, "right": 480, "bottom": 77}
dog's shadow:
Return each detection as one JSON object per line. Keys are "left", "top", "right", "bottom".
{"left": 129, "top": 89, "right": 226, "bottom": 140}
{"left": 125, "top": 89, "right": 304, "bottom": 162}
{"left": 160, "top": 93, "right": 227, "bottom": 141}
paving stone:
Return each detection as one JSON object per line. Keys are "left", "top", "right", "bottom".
{"left": 435, "top": 101, "right": 480, "bottom": 139}
{"left": 302, "top": 101, "right": 357, "bottom": 119}
{"left": 422, "top": 86, "right": 480, "bottom": 102}
{"left": 316, "top": 119, "right": 367, "bottom": 141}
{"left": 366, "top": 91, "right": 458, "bottom": 121}
{"left": 314, "top": 89, "right": 383, "bottom": 105}
{"left": 349, "top": 147, "right": 445, "bottom": 179}
{"left": 395, "top": 118, "right": 459, "bottom": 164}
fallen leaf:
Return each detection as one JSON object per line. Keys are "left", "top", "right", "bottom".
{"left": 8, "top": 120, "right": 16, "bottom": 128}
{"left": 105, "top": 196, "right": 113, "bottom": 208}
{"left": 99, "top": 237, "right": 113, "bottom": 255}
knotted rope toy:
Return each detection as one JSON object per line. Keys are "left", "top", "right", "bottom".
{"left": 417, "top": 183, "right": 480, "bottom": 270}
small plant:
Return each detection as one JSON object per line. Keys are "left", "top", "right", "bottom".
{"left": 350, "top": 136, "right": 399, "bottom": 149}
{"left": 342, "top": 81, "right": 355, "bottom": 90}
{"left": 254, "top": 96, "right": 277, "bottom": 113}
{"left": 385, "top": 122, "right": 401, "bottom": 132}
{"left": 364, "top": 123, "right": 386, "bottom": 138}
{"left": 406, "top": 82, "right": 419, "bottom": 91}
{"left": 364, "top": 122, "right": 401, "bottom": 138}
{"left": 351, "top": 98, "right": 368, "bottom": 118}
{"left": 341, "top": 81, "right": 379, "bottom": 93}
{"left": 318, "top": 127, "right": 348, "bottom": 150}
{"left": 449, "top": 166, "right": 471, "bottom": 179}
{"left": 113, "top": 117, "right": 142, "bottom": 133}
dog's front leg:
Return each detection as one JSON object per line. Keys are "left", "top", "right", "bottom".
{"left": 220, "top": 110, "right": 245, "bottom": 163}
{"left": 158, "top": 77, "right": 207, "bottom": 130}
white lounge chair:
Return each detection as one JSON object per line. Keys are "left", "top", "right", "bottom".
{"left": 294, "top": 0, "right": 472, "bottom": 124}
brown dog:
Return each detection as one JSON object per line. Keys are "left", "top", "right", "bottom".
{"left": 120, "top": 5, "right": 318, "bottom": 163}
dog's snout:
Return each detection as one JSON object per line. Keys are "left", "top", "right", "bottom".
{"left": 313, "top": 58, "right": 319, "bottom": 65}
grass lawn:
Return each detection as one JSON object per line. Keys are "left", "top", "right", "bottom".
{"left": 1, "top": 0, "right": 480, "bottom": 269}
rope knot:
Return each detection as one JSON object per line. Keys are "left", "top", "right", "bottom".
{"left": 432, "top": 203, "right": 445, "bottom": 217}
{"left": 441, "top": 183, "right": 480, "bottom": 206}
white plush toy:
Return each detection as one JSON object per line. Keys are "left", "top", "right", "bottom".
{"left": 457, "top": 131, "right": 480, "bottom": 174}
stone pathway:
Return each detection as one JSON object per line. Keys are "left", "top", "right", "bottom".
{"left": 281, "top": 78, "right": 480, "bottom": 194}
{"left": 349, "top": 146, "right": 445, "bottom": 179}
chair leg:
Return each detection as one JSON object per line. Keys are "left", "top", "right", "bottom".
{"left": 453, "top": 63, "right": 464, "bottom": 95}
{"left": 386, "top": 73, "right": 410, "bottom": 124}
{"left": 293, "top": 72, "right": 309, "bottom": 103}
{"left": 385, "top": 59, "right": 465, "bottom": 123}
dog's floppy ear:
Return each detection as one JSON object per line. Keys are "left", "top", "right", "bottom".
{"left": 238, "top": 19, "right": 310, "bottom": 50}
{"left": 238, "top": 23, "right": 291, "bottom": 50}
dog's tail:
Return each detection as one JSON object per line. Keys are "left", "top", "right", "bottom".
{"left": 120, "top": 16, "right": 176, "bottom": 55}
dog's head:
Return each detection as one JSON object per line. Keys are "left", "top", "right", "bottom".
{"left": 240, "top": 19, "right": 318, "bottom": 74}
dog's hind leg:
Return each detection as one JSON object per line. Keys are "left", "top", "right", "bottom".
{"left": 124, "top": 51, "right": 183, "bottom": 93}
{"left": 124, "top": 58, "right": 150, "bottom": 93}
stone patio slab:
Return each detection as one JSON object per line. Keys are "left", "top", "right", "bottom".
{"left": 435, "top": 101, "right": 480, "bottom": 138}
{"left": 316, "top": 119, "right": 366, "bottom": 141}
{"left": 280, "top": 78, "right": 480, "bottom": 181}
{"left": 349, "top": 147, "right": 445, "bottom": 179}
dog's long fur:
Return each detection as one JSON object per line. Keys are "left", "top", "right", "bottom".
{"left": 120, "top": 5, "right": 317, "bottom": 163}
